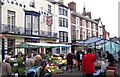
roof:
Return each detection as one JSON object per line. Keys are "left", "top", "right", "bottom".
{"left": 71, "top": 11, "right": 98, "bottom": 24}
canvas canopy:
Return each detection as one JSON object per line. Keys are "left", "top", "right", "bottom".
{"left": 16, "top": 42, "right": 39, "bottom": 48}
{"left": 16, "top": 42, "right": 71, "bottom": 48}
{"left": 78, "top": 37, "right": 103, "bottom": 46}
{"left": 26, "top": 42, "right": 71, "bottom": 47}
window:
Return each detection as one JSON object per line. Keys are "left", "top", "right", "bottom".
{"left": 25, "top": 12, "right": 39, "bottom": 35}
{"left": 62, "top": 47, "right": 68, "bottom": 54}
{"left": 82, "top": 29, "right": 86, "bottom": 40}
{"left": 7, "top": 10, "right": 15, "bottom": 32}
{"left": 48, "top": 5, "right": 51, "bottom": 14}
{"left": 59, "top": 31, "right": 68, "bottom": 42}
{"left": 59, "top": 17, "right": 68, "bottom": 27}
{"left": 59, "top": 31, "right": 63, "bottom": 42}
{"left": 88, "top": 22, "right": 91, "bottom": 28}
{"left": 63, "top": 7, "right": 68, "bottom": 16}
{"left": 30, "top": 0, "right": 35, "bottom": 7}
{"left": 7, "top": 39, "right": 15, "bottom": 55}
{"left": 59, "top": 6, "right": 68, "bottom": 16}
{"left": 26, "top": 15, "right": 32, "bottom": 34}
{"left": 76, "top": 17, "right": 79, "bottom": 25}
{"left": 93, "top": 31, "right": 96, "bottom": 36}
{"left": 82, "top": 19, "right": 86, "bottom": 27}
{"left": 76, "top": 30, "right": 80, "bottom": 39}
{"left": 93, "top": 23, "right": 96, "bottom": 29}
{"left": 33, "top": 16, "right": 39, "bottom": 35}
{"left": 88, "top": 30, "right": 91, "bottom": 38}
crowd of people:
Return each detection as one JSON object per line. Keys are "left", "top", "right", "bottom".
{"left": 1, "top": 51, "right": 51, "bottom": 77}
{"left": 1, "top": 48, "right": 117, "bottom": 77}
{"left": 66, "top": 48, "right": 116, "bottom": 77}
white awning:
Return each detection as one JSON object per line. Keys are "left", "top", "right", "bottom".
{"left": 26, "top": 42, "right": 71, "bottom": 47}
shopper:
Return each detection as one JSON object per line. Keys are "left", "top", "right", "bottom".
{"left": 34, "top": 55, "right": 46, "bottom": 77}
{"left": 25, "top": 54, "right": 35, "bottom": 70}
{"left": 106, "top": 51, "right": 116, "bottom": 66}
{"left": 1, "top": 56, "right": 12, "bottom": 77}
{"left": 66, "top": 52, "right": 73, "bottom": 72}
{"left": 76, "top": 50, "right": 84, "bottom": 71}
{"left": 76, "top": 51, "right": 80, "bottom": 71}
{"left": 82, "top": 48, "right": 96, "bottom": 77}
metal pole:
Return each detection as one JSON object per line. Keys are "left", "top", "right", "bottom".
{"left": 0, "top": 0, "right": 2, "bottom": 33}
{"left": 104, "top": 39, "right": 105, "bottom": 52}
{"left": 2, "top": 38, "right": 5, "bottom": 61}
{"left": 110, "top": 41, "right": 112, "bottom": 52}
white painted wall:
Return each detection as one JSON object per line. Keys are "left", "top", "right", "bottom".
{"left": 2, "top": 1, "right": 25, "bottom": 28}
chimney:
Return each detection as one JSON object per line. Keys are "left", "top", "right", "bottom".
{"left": 68, "top": 2, "right": 76, "bottom": 12}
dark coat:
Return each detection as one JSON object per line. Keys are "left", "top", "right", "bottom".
{"left": 76, "top": 52, "right": 80, "bottom": 62}
{"left": 66, "top": 53, "right": 73, "bottom": 65}
{"left": 107, "top": 54, "right": 116, "bottom": 63}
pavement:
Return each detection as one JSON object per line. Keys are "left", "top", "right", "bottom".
{"left": 52, "top": 62, "right": 120, "bottom": 77}
{"left": 52, "top": 68, "right": 84, "bottom": 77}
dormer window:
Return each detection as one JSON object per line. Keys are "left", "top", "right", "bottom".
{"left": 30, "top": 0, "right": 35, "bottom": 8}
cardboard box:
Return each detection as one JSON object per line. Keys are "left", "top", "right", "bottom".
{"left": 106, "top": 70, "right": 115, "bottom": 77}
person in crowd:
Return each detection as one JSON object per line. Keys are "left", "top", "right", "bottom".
{"left": 76, "top": 51, "right": 80, "bottom": 71}
{"left": 34, "top": 55, "right": 46, "bottom": 77}
{"left": 82, "top": 48, "right": 96, "bottom": 77}
{"left": 2, "top": 56, "right": 12, "bottom": 77}
{"left": 106, "top": 51, "right": 116, "bottom": 66}
{"left": 25, "top": 54, "right": 35, "bottom": 70}
{"left": 76, "top": 51, "right": 84, "bottom": 71}
{"left": 16, "top": 53, "right": 24, "bottom": 68}
{"left": 40, "top": 52, "right": 45, "bottom": 60}
{"left": 66, "top": 52, "right": 73, "bottom": 72}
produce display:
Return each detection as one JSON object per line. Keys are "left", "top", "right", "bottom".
{"left": 45, "top": 64, "right": 63, "bottom": 74}
{"left": 51, "top": 56, "right": 67, "bottom": 65}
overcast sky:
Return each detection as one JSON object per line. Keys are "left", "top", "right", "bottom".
{"left": 64, "top": 0, "right": 119, "bottom": 37}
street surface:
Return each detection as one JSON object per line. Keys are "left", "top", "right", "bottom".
{"left": 52, "top": 68, "right": 84, "bottom": 77}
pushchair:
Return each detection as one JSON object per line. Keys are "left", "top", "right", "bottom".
{"left": 26, "top": 67, "right": 38, "bottom": 77}
{"left": 26, "top": 66, "right": 51, "bottom": 77}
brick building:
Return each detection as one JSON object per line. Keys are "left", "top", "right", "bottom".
{"left": 68, "top": 2, "right": 99, "bottom": 42}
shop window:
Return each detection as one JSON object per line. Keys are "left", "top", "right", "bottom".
{"left": 7, "top": 39, "right": 15, "bottom": 55}
{"left": 59, "top": 31, "right": 68, "bottom": 42}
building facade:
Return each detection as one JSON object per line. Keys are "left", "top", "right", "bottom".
{"left": 68, "top": 2, "right": 99, "bottom": 52}
{"left": 0, "top": 0, "right": 27, "bottom": 61}
{"left": 98, "top": 18, "right": 110, "bottom": 39}
{"left": 49, "top": 0, "right": 71, "bottom": 54}
{"left": 0, "top": 0, "right": 71, "bottom": 62}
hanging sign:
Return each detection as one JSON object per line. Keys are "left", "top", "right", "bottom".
{"left": 46, "top": 16, "right": 53, "bottom": 26}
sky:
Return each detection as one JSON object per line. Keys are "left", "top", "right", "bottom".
{"left": 64, "top": 0, "right": 119, "bottom": 38}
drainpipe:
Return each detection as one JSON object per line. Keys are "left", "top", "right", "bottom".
{"left": 0, "top": 1, "right": 5, "bottom": 61}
